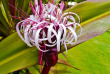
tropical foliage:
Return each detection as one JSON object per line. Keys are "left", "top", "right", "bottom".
{"left": 0, "top": 0, "right": 110, "bottom": 74}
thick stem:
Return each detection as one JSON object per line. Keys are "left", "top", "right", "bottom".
{"left": 41, "top": 63, "right": 51, "bottom": 74}
{"left": 40, "top": 48, "right": 58, "bottom": 74}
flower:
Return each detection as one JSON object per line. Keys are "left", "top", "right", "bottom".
{"left": 16, "top": 0, "right": 82, "bottom": 52}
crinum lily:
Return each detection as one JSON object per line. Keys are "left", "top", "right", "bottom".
{"left": 0, "top": 0, "right": 110, "bottom": 73}
{"left": 16, "top": 0, "right": 82, "bottom": 53}
{"left": 16, "top": 0, "right": 82, "bottom": 74}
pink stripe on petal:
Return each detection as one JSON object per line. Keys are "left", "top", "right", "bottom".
{"left": 30, "top": 2, "right": 35, "bottom": 15}
{"left": 16, "top": 1, "right": 82, "bottom": 53}
{"left": 60, "top": 1, "right": 64, "bottom": 11}
{"left": 39, "top": 0, "right": 43, "bottom": 15}
{"left": 35, "top": 0, "right": 38, "bottom": 9}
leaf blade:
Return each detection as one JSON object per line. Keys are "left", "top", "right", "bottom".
{"left": 0, "top": 1, "right": 110, "bottom": 73}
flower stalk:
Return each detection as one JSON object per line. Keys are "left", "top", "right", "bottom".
{"left": 42, "top": 49, "right": 58, "bottom": 74}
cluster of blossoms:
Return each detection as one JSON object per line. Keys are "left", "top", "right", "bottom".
{"left": 16, "top": 0, "right": 82, "bottom": 52}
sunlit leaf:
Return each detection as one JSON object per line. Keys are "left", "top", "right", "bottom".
{"left": 0, "top": 1, "right": 110, "bottom": 73}
{"left": 52, "top": 31, "right": 110, "bottom": 74}
{"left": 0, "top": 2, "right": 11, "bottom": 27}
{"left": 61, "top": 12, "right": 110, "bottom": 52}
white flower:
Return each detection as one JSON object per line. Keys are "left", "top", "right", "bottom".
{"left": 16, "top": 0, "right": 82, "bottom": 52}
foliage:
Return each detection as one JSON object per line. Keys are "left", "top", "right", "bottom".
{"left": 67, "top": 0, "right": 86, "bottom": 3}
{"left": 0, "top": 0, "right": 110, "bottom": 74}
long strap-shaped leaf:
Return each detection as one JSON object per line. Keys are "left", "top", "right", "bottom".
{"left": 65, "top": 1, "right": 110, "bottom": 22}
{"left": 0, "top": 1, "right": 110, "bottom": 73}
{"left": 61, "top": 12, "right": 110, "bottom": 52}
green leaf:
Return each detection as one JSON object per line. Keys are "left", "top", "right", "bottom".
{"left": 61, "top": 12, "right": 110, "bottom": 52}
{"left": 0, "top": 33, "right": 38, "bottom": 73}
{"left": 0, "top": 2, "right": 9, "bottom": 24}
{"left": 0, "top": 2, "right": 11, "bottom": 34}
{"left": 27, "top": 31, "right": 110, "bottom": 74}
{"left": 22, "top": 0, "right": 29, "bottom": 12}
{"left": 1, "top": 0, "right": 11, "bottom": 21}
{"left": 65, "top": 1, "right": 110, "bottom": 22}
{"left": 0, "top": 1, "right": 110, "bottom": 73}
{"left": 0, "top": 24, "right": 10, "bottom": 36}
{"left": 28, "top": 65, "right": 41, "bottom": 74}
{"left": 51, "top": 31, "right": 110, "bottom": 74}
{"left": 56, "top": 0, "right": 61, "bottom": 4}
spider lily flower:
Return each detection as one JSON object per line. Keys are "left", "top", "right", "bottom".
{"left": 16, "top": 0, "right": 82, "bottom": 53}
